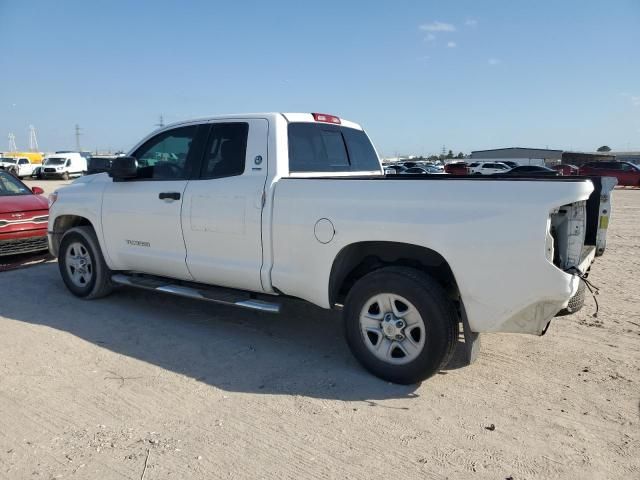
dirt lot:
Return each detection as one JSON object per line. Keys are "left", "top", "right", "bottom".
{"left": 0, "top": 187, "right": 638, "bottom": 479}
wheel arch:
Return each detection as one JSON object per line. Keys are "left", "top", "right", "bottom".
{"left": 328, "top": 241, "right": 460, "bottom": 307}
{"left": 50, "top": 215, "right": 94, "bottom": 257}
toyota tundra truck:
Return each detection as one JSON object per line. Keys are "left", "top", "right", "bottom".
{"left": 47, "top": 113, "right": 616, "bottom": 384}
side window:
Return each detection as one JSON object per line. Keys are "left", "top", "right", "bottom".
{"left": 133, "top": 126, "right": 198, "bottom": 180}
{"left": 619, "top": 163, "right": 631, "bottom": 171}
{"left": 18, "top": 159, "right": 28, "bottom": 165}
{"left": 65, "top": 159, "right": 71, "bottom": 167}
{"left": 200, "top": 123, "right": 248, "bottom": 179}
{"left": 468, "top": 162, "right": 479, "bottom": 167}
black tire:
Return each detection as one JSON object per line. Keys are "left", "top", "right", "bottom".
{"left": 344, "top": 267, "right": 458, "bottom": 384}
{"left": 556, "top": 280, "right": 586, "bottom": 316}
{"left": 62, "top": 171, "right": 69, "bottom": 180}
{"left": 58, "top": 226, "right": 113, "bottom": 299}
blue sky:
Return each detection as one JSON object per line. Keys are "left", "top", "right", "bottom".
{"left": 1, "top": 0, "right": 639, "bottom": 156}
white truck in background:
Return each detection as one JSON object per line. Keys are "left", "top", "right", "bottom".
{"left": 47, "top": 113, "right": 615, "bottom": 384}
{"left": 42, "top": 152, "right": 87, "bottom": 180}
{"left": 0, "top": 157, "right": 38, "bottom": 179}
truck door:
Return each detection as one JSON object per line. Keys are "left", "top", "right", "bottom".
{"left": 181, "top": 119, "right": 268, "bottom": 292}
{"left": 101, "top": 125, "right": 206, "bottom": 279}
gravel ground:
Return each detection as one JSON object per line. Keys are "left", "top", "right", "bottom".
{"left": 0, "top": 187, "right": 638, "bottom": 479}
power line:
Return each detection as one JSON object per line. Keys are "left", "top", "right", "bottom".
{"left": 29, "top": 125, "right": 39, "bottom": 151}
{"left": 75, "top": 124, "right": 82, "bottom": 151}
{"left": 8, "top": 133, "right": 17, "bottom": 152}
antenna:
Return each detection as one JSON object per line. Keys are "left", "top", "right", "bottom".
{"left": 28, "top": 125, "right": 39, "bottom": 151}
{"left": 75, "top": 124, "right": 82, "bottom": 151}
{"left": 155, "top": 114, "right": 165, "bottom": 128}
{"left": 8, "top": 133, "right": 17, "bottom": 152}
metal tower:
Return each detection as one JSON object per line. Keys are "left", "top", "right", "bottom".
{"left": 8, "top": 133, "right": 17, "bottom": 152}
{"left": 75, "top": 124, "right": 82, "bottom": 151}
{"left": 28, "top": 125, "right": 39, "bottom": 151}
{"left": 155, "top": 114, "right": 165, "bottom": 128}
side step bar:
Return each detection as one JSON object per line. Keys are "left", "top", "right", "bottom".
{"left": 111, "top": 273, "right": 281, "bottom": 314}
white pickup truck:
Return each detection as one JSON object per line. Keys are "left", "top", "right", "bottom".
{"left": 48, "top": 113, "right": 615, "bottom": 384}
{"left": 0, "top": 157, "right": 38, "bottom": 179}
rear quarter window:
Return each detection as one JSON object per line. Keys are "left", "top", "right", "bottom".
{"left": 288, "top": 123, "right": 380, "bottom": 173}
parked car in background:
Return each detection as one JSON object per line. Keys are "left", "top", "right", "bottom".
{"left": 401, "top": 166, "right": 429, "bottom": 174}
{"left": 401, "top": 165, "right": 444, "bottom": 175}
{"left": 579, "top": 161, "right": 640, "bottom": 187}
{"left": 444, "top": 162, "right": 468, "bottom": 175}
{"left": 499, "top": 161, "right": 519, "bottom": 169}
{"left": 4, "top": 157, "right": 38, "bottom": 179}
{"left": 42, "top": 153, "right": 87, "bottom": 180}
{"left": 551, "top": 164, "right": 579, "bottom": 176}
{"left": 383, "top": 164, "right": 406, "bottom": 175}
{"left": 443, "top": 162, "right": 467, "bottom": 174}
{"left": 0, "top": 171, "right": 49, "bottom": 256}
{"left": 502, "top": 165, "right": 560, "bottom": 177}
{"left": 467, "top": 161, "right": 511, "bottom": 175}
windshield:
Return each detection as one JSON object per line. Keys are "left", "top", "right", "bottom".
{"left": 46, "top": 157, "right": 67, "bottom": 165}
{"left": 0, "top": 171, "right": 30, "bottom": 196}
{"left": 1, "top": 158, "right": 17, "bottom": 165}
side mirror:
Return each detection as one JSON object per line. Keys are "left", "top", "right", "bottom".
{"left": 109, "top": 156, "right": 138, "bottom": 180}
{"left": 32, "top": 186, "right": 45, "bottom": 195}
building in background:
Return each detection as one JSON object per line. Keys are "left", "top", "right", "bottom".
{"left": 470, "top": 147, "right": 562, "bottom": 166}
{"left": 609, "top": 151, "right": 640, "bottom": 165}
{"left": 561, "top": 151, "right": 615, "bottom": 167}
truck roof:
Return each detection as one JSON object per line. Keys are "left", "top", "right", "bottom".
{"left": 161, "top": 113, "right": 364, "bottom": 132}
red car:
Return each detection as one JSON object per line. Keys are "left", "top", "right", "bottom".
{"left": 444, "top": 162, "right": 469, "bottom": 175}
{"left": 0, "top": 171, "right": 49, "bottom": 256}
{"left": 579, "top": 161, "right": 640, "bottom": 187}
{"left": 551, "top": 164, "right": 579, "bottom": 176}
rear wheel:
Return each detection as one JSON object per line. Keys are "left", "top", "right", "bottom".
{"left": 58, "top": 226, "right": 113, "bottom": 299}
{"left": 344, "top": 267, "right": 458, "bottom": 384}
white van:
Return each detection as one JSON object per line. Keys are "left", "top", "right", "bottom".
{"left": 42, "top": 153, "right": 87, "bottom": 180}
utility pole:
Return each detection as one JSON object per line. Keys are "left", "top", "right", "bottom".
{"left": 8, "top": 133, "right": 17, "bottom": 152}
{"left": 75, "top": 124, "right": 82, "bottom": 151}
{"left": 28, "top": 125, "right": 39, "bottom": 151}
{"left": 155, "top": 114, "right": 165, "bottom": 129}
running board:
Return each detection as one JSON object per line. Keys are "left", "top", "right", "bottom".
{"left": 111, "top": 273, "right": 280, "bottom": 313}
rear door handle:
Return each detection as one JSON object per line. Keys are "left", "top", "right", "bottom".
{"left": 159, "top": 192, "right": 181, "bottom": 200}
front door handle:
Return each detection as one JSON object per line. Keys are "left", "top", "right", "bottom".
{"left": 159, "top": 192, "right": 181, "bottom": 200}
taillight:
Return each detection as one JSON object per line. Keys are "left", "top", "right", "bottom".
{"left": 312, "top": 113, "right": 341, "bottom": 124}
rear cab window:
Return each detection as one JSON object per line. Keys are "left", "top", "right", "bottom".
{"left": 288, "top": 123, "right": 380, "bottom": 173}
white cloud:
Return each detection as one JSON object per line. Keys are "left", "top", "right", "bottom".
{"left": 424, "top": 33, "right": 436, "bottom": 42}
{"left": 488, "top": 58, "right": 501, "bottom": 65}
{"left": 465, "top": 19, "right": 478, "bottom": 27}
{"left": 419, "top": 21, "right": 456, "bottom": 32}
{"left": 447, "top": 41, "right": 457, "bottom": 48}
{"left": 631, "top": 96, "right": 640, "bottom": 107}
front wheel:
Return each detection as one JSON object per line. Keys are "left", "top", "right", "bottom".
{"left": 62, "top": 171, "right": 69, "bottom": 180}
{"left": 344, "top": 267, "right": 458, "bottom": 384}
{"left": 58, "top": 226, "right": 113, "bottom": 299}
